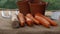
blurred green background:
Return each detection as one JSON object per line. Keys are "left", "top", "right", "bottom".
{"left": 0, "top": 0, "right": 60, "bottom": 10}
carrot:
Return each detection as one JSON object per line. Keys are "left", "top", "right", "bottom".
{"left": 26, "top": 13, "right": 40, "bottom": 25}
{"left": 44, "top": 17, "right": 57, "bottom": 26}
{"left": 18, "top": 13, "right": 25, "bottom": 27}
{"left": 36, "top": 13, "right": 57, "bottom": 26}
{"left": 25, "top": 16, "right": 33, "bottom": 26}
{"left": 35, "top": 15, "right": 50, "bottom": 28}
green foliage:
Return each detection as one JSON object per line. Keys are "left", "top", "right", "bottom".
{"left": 0, "top": 0, "right": 60, "bottom": 10}
{"left": 3, "top": 0, "right": 17, "bottom": 9}
{"left": 0, "top": 0, "right": 17, "bottom": 9}
{"left": 44, "top": 0, "right": 60, "bottom": 10}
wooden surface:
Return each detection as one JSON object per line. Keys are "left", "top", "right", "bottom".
{"left": 0, "top": 11, "right": 60, "bottom": 34}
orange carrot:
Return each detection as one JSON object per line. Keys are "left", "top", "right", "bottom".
{"left": 35, "top": 15, "right": 50, "bottom": 28}
{"left": 36, "top": 13, "right": 57, "bottom": 26}
{"left": 18, "top": 13, "right": 25, "bottom": 27}
{"left": 25, "top": 16, "right": 33, "bottom": 26}
{"left": 26, "top": 13, "right": 40, "bottom": 25}
{"left": 44, "top": 17, "right": 57, "bottom": 26}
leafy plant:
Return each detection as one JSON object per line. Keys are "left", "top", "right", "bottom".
{"left": 0, "top": 0, "right": 60, "bottom": 10}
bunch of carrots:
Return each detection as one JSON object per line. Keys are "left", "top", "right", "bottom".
{"left": 13, "top": 0, "right": 57, "bottom": 28}
{"left": 17, "top": 13, "right": 57, "bottom": 28}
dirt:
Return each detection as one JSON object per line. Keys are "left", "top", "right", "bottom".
{"left": 0, "top": 11, "right": 60, "bottom": 34}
